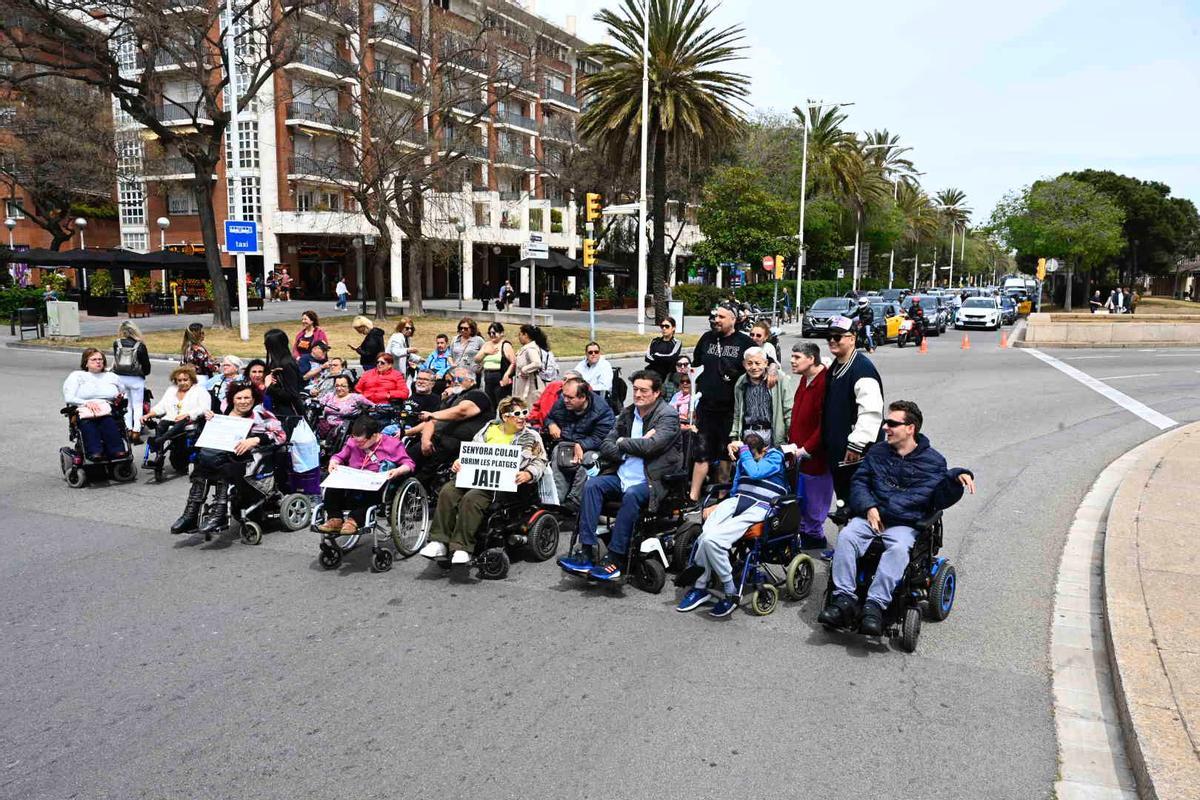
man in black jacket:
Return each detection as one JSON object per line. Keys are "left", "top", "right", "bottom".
{"left": 689, "top": 304, "right": 755, "bottom": 500}
{"left": 818, "top": 400, "right": 975, "bottom": 635}
{"left": 545, "top": 376, "right": 616, "bottom": 511}
{"left": 558, "top": 370, "right": 681, "bottom": 582}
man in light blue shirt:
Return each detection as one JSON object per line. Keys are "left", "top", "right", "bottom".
{"left": 559, "top": 370, "right": 682, "bottom": 582}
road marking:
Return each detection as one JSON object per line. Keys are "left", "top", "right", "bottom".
{"left": 1098, "top": 373, "right": 1160, "bottom": 381}
{"left": 1063, "top": 355, "right": 1123, "bottom": 360}
{"left": 1023, "top": 349, "right": 1177, "bottom": 430}
{"left": 1153, "top": 353, "right": 1200, "bottom": 357}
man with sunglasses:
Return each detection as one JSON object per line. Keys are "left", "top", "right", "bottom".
{"left": 820, "top": 315, "right": 884, "bottom": 503}
{"left": 818, "top": 400, "right": 975, "bottom": 635}
{"left": 403, "top": 367, "right": 492, "bottom": 467}
{"left": 573, "top": 341, "right": 614, "bottom": 397}
{"left": 545, "top": 376, "right": 615, "bottom": 511}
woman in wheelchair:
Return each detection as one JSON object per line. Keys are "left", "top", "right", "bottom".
{"left": 677, "top": 433, "right": 787, "bottom": 617}
{"left": 62, "top": 348, "right": 131, "bottom": 462}
{"left": 142, "top": 365, "right": 210, "bottom": 458}
{"left": 317, "top": 416, "right": 414, "bottom": 536}
{"left": 817, "top": 400, "right": 974, "bottom": 637}
{"left": 315, "top": 374, "right": 373, "bottom": 440}
{"left": 419, "top": 396, "right": 548, "bottom": 566}
{"left": 171, "top": 382, "right": 287, "bottom": 535}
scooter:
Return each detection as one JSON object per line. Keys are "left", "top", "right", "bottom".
{"left": 897, "top": 318, "right": 923, "bottom": 348}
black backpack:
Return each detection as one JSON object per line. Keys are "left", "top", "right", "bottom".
{"left": 113, "top": 340, "right": 144, "bottom": 377}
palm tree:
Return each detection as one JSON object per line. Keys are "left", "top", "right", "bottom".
{"left": 580, "top": 0, "right": 749, "bottom": 320}
{"left": 934, "top": 188, "right": 972, "bottom": 285}
{"left": 898, "top": 180, "right": 939, "bottom": 287}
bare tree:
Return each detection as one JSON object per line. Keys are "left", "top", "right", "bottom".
{"left": 0, "top": 76, "right": 116, "bottom": 250}
{"left": 0, "top": 0, "right": 304, "bottom": 326}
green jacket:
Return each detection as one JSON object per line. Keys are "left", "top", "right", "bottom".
{"left": 729, "top": 372, "right": 794, "bottom": 446}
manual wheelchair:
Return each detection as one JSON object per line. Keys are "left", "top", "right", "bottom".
{"left": 141, "top": 416, "right": 202, "bottom": 482}
{"left": 819, "top": 509, "right": 956, "bottom": 652}
{"left": 58, "top": 399, "right": 137, "bottom": 488}
{"left": 312, "top": 475, "right": 430, "bottom": 572}
{"left": 192, "top": 443, "right": 317, "bottom": 544}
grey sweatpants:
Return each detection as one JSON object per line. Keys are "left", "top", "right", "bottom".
{"left": 831, "top": 516, "right": 916, "bottom": 608}
{"left": 693, "top": 496, "right": 770, "bottom": 592}
{"left": 550, "top": 442, "right": 590, "bottom": 509}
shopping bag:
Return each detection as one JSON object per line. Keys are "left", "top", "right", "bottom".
{"left": 289, "top": 419, "right": 320, "bottom": 474}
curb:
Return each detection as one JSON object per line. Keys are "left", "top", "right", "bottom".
{"left": 1103, "top": 421, "right": 1200, "bottom": 800}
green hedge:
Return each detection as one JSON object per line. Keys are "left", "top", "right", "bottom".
{"left": 673, "top": 278, "right": 890, "bottom": 315}
{"left": 0, "top": 286, "right": 46, "bottom": 320}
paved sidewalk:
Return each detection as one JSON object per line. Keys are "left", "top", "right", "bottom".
{"left": 1104, "top": 421, "right": 1200, "bottom": 800}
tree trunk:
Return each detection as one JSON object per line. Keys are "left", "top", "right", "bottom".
{"left": 1064, "top": 265, "right": 1073, "bottom": 312}
{"left": 650, "top": 128, "right": 669, "bottom": 322}
{"left": 373, "top": 225, "right": 391, "bottom": 319}
{"left": 192, "top": 172, "right": 233, "bottom": 328}
{"left": 405, "top": 235, "right": 425, "bottom": 316}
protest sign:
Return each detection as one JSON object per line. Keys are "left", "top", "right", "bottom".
{"left": 455, "top": 442, "right": 521, "bottom": 492}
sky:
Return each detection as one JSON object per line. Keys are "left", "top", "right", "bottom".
{"left": 541, "top": 0, "right": 1200, "bottom": 224}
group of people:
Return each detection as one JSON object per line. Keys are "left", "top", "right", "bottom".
{"left": 1089, "top": 286, "right": 1140, "bottom": 314}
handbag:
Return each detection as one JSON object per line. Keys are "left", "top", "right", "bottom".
{"left": 77, "top": 400, "right": 113, "bottom": 419}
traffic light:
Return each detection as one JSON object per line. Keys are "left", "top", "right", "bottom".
{"left": 585, "top": 192, "right": 602, "bottom": 222}
{"left": 776, "top": 254, "right": 785, "bottom": 280}
{"left": 582, "top": 238, "right": 596, "bottom": 268}
{"left": 1036, "top": 257, "right": 1047, "bottom": 282}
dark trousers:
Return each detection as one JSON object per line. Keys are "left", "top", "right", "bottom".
{"left": 577, "top": 474, "right": 650, "bottom": 556}
{"left": 79, "top": 416, "right": 126, "bottom": 459}
{"left": 322, "top": 487, "right": 385, "bottom": 524}
{"left": 194, "top": 448, "right": 249, "bottom": 482}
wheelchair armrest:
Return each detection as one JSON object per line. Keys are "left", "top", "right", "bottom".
{"left": 915, "top": 509, "right": 943, "bottom": 531}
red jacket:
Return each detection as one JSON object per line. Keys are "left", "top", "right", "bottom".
{"left": 356, "top": 368, "right": 410, "bottom": 404}
{"left": 530, "top": 380, "right": 563, "bottom": 428}
{"left": 788, "top": 367, "right": 828, "bottom": 475}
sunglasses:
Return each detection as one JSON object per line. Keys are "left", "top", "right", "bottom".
{"left": 503, "top": 408, "right": 530, "bottom": 418}
{"left": 451, "top": 376, "right": 469, "bottom": 383}
{"left": 458, "top": 326, "right": 470, "bottom": 332}
{"left": 376, "top": 360, "right": 389, "bottom": 366}
{"left": 827, "top": 333, "right": 849, "bottom": 342}
{"left": 659, "top": 324, "right": 672, "bottom": 329}
{"left": 882, "top": 419, "right": 910, "bottom": 428}
{"left": 586, "top": 350, "right": 600, "bottom": 355}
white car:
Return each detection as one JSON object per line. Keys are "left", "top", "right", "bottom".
{"left": 955, "top": 297, "right": 1001, "bottom": 330}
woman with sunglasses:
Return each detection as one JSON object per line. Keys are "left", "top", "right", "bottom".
{"left": 645, "top": 316, "right": 682, "bottom": 380}
{"left": 450, "top": 317, "right": 485, "bottom": 376}
{"left": 475, "top": 322, "right": 516, "bottom": 405}
{"left": 354, "top": 353, "right": 410, "bottom": 404}
{"left": 386, "top": 317, "right": 420, "bottom": 379}
{"left": 419, "top": 396, "right": 548, "bottom": 565}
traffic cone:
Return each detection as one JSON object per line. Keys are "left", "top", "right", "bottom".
{"left": 999, "top": 330, "right": 1008, "bottom": 349}
{"left": 961, "top": 333, "right": 971, "bottom": 350}
{"left": 919, "top": 336, "right": 928, "bottom": 354}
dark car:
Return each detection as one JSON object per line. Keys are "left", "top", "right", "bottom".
{"left": 880, "top": 288, "right": 909, "bottom": 303}
{"left": 900, "top": 295, "right": 943, "bottom": 335}
{"left": 999, "top": 295, "right": 1018, "bottom": 325}
{"left": 802, "top": 296, "right": 857, "bottom": 338}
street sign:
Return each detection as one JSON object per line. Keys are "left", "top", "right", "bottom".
{"left": 837, "top": 268, "right": 845, "bottom": 279}
{"left": 762, "top": 255, "right": 774, "bottom": 272}
{"left": 224, "top": 220, "right": 258, "bottom": 253}
{"left": 520, "top": 240, "right": 549, "bottom": 260}
{"left": 1046, "top": 258, "right": 1060, "bottom": 273}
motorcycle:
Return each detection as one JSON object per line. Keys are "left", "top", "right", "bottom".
{"left": 896, "top": 318, "right": 923, "bottom": 348}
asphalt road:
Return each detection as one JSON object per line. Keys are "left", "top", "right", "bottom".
{"left": 2, "top": 333, "right": 1197, "bottom": 800}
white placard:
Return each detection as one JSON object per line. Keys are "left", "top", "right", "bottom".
{"left": 321, "top": 466, "right": 390, "bottom": 492}
{"left": 455, "top": 442, "right": 521, "bottom": 492}
{"left": 193, "top": 415, "right": 253, "bottom": 453}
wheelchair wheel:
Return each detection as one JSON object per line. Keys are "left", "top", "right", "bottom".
{"left": 671, "top": 522, "right": 701, "bottom": 572}
{"left": 631, "top": 557, "right": 666, "bottom": 594}
{"left": 785, "top": 554, "right": 815, "bottom": 600}
{"left": 388, "top": 478, "right": 430, "bottom": 557}
{"left": 899, "top": 606, "right": 922, "bottom": 653}
{"left": 241, "top": 520, "right": 264, "bottom": 546}
{"left": 479, "top": 547, "right": 509, "bottom": 580}
{"left": 66, "top": 468, "right": 87, "bottom": 489}
{"left": 318, "top": 541, "right": 343, "bottom": 570}
{"left": 111, "top": 461, "right": 137, "bottom": 483}
{"left": 168, "top": 446, "right": 190, "bottom": 475}
{"left": 523, "top": 513, "right": 560, "bottom": 562}
{"left": 750, "top": 583, "right": 779, "bottom": 616}
{"left": 372, "top": 548, "right": 394, "bottom": 573}
{"left": 279, "top": 493, "right": 314, "bottom": 531}
{"left": 927, "top": 564, "right": 956, "bottom": 621}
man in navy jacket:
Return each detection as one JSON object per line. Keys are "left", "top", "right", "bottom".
{"left": 818, "top": 399, "right": 975, "bottom": 636}
{"left": 544, "top": 375, "right": 615, "bottom": 510}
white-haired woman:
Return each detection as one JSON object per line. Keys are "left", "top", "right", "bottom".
{"left": 112, "top": 320, "right": 151, "bottom": 440}
{"left": 726, "top": 346, "right": 793, "bottom": 459}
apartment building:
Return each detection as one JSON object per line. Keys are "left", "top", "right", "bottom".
{"left": 103, "top": 0, "right": 700, "bottom": 306}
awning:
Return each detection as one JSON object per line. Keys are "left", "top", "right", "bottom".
{"left": 511, "top": 250, "right": 630, "bottom": 276}
{"left": 0, "top": 247, "right": 208, "bottom": 272}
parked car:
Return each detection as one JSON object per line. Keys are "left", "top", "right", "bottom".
{"left": 803, "top": 296, "right": 857, "bottom": 338}
{"left": 880, "top": 288, "right": 910, "bottom": 303}
{"left": 869, "top": 301, "right": 903, "bottom": 343}
{"left": 999, "top": 295, "right": 1018, "bottom": 325}
{"left": 956, "top": 297, "right": 1002, "bottom": 330}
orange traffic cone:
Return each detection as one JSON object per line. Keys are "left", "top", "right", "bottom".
{"left": 961, "top": 333, "right": 971, "bottom": 350}
{"left": 919, "top": 336, "right": 928, "bottom": 354}
{"left": 999, "top": 330, "right": 1008, "bottom": 349}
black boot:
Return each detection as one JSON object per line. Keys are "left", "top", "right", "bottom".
{"left": 171, "top": 480, "right": 207, "bottom": 534}
{"left": 201, "top": 482, "right": 230, "bottom": 535}
{"left": 859, "top": 601, "right": 885, "bottom": 636}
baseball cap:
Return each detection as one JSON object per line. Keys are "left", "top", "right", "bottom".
{"left": 828, "top": 315, "right": 854, "bottom": 333}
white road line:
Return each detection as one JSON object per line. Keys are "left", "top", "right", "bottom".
{"left": 1023, "top": 348, "right": 1177, "bottom": 430}
{"left": 1063, "top": 355, "right": 1123, "bottom": 360}
{"left": 1153, "top": 353, "right": 1200, "bottom": 357}
{"left": 1098, "top": 373, "right": 1160, "bottom": 381}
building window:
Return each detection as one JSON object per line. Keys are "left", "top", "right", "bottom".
{"left": 5, "top": 200, "right": 25, "bottom": 219}
{"left": 227, "top": 175, "right": 261, "bottom": 221}
{"left": 224, "top": 120, "right": 260, "bottom": 170}
{"left": 545, "top": 72, "right": 566, "bottom": 92}
{"left": 114, "top": 34, "right": 137, "bottom": 73}
{"left": 167, "top": 187, "right": 200, "bottom": 215}
{"left": 118, "top": 180, "right": 146, "bottom": 226}
{"left": 122, "top": 232, "right": 148, "bottom": 252}
{"left": 296, "top": 188, "right": 341, "bottom": 212}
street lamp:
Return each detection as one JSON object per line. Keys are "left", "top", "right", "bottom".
{"left": 156, "top": 216, "right": 170, "bottom": 250}
{"left": 75, "top": 217, "right": 87, "bottom": 250}
{"left": 455, "top": 219, "right": 467, "bottom": 311}
{"left": 4, "top": 217, "right": 14, "bottom": 250}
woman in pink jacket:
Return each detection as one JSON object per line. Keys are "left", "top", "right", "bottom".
{"left": 318, "top": 416, "right": 414, "bottom": 535}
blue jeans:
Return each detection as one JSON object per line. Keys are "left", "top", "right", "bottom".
{"left": 831, "top": 516, "right": 916, "bottom": 609}
{"left": 79, "top": 415, "right": 126, "bottom": 459}
{"left": 577, "top": 474, "right": 650, "bottom": 557}
{"left": 337, "top": 292, "right": 348, "bottom": 309}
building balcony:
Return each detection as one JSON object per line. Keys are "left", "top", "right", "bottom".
{"left": 494, "top": 149, "right": 537, "bottom": 169}
{"left": 540, "top": 118, "right": 575, "bottom": 142}
{"left": 288, "top": 48, "right": 356, "bottom": 81}
{"left": 153, "top": 104, "right": 212, "bottom": 127}
{"left": 498, "top": 190, "right": 523, "bottom": 201}
{"left": 374, "top": 69, "right": 419, "bottom": 99}
{"left": 285, "top": 0, "right": 358, "bottom": 30}
{"left": 442, "top": 140, "right": 489, "bottom": 160}
{"left": 541, "top": 86, "right": 578, "bottom": 109}
{"left": 368, "top": 21, "right": 419, "bottom": 54}
{"left": 441, "top": 48, "right": 487, "bottom": 75}
{"left": 450, "top": 98, "right": 491, "bottom": 119}
{"left": 494, "top": 109, "right": 538, "bottom": 132}
{"left": 133, "top": 50, "right": 193, "bottom": 73}
{"left": 142, "top": 156, "right": 197, "bottom": 178}
{"left": 287, "top": 155, "right": 356, "bottom": 184}
{"left": 284, "top": 101, "right": 358, "bottom": 134}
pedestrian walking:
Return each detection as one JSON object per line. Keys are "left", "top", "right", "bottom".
{"left": 335, "top": 276, "right": 349, "bottom": 310}
{"left": 112, "top": 320, "right": 151, "bottom": 440}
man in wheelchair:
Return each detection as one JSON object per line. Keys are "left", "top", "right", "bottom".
{"left": 817, "top": 400, "right": 975, "bottom": 636}
{"left": 402, "top": 366, "right": 493, "bottom": 472}
{"left": 677, "top": 433, "right": 787, "bottom": 617}
{"left": 544, "top": 375, "right": 615, "bottom": 512}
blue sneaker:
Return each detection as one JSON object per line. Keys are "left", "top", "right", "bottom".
{"left": 675, "top": 588, "right": 713, "bottom": 612}
{"left": 557, "top": 550, "right": 594, "bottom": 576}
{"left": 589, "top": 555, "right": 623, "bottom": 582}
{"left": 709, "top": 596, "right": 737, "bottom": 618}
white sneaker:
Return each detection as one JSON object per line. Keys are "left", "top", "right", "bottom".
{"left": 419, "top": 541, "right": 447, "bottom": 559}
{"left": 450, "top": 550, "right": 470, "bottom": 565}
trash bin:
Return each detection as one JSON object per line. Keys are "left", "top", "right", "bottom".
{"left": 481, "top": 298, "right": 490, "bottom": 311}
